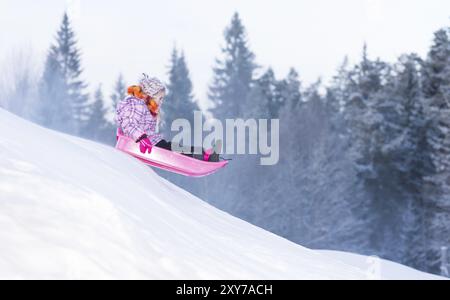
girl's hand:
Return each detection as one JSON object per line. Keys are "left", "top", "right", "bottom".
{"left": 136, "top": 134, "right": 153, "bottom": 154}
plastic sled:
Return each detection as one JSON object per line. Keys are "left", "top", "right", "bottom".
{"left": 115, "top": 129, "right": 228, "bottom": 177}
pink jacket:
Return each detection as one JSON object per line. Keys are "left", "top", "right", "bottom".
{"left": 115, "top": 96, "right": 163, "bottom": 145}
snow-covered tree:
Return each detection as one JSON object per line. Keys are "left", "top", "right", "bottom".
{"left": 364, "top": 53, "right": 431, "bottom": 263}
{"left": 421, "top": 28, "right": 450, "bottom": 273}
{"left": 389, "top": 54, "right": 427, "bottom": 269}
{"left": 275, "top": 82, "right": 370, "bottom": 253}
{"left": 326, "top": 57, "right": 351, "bottom": 116}
{"left": 339, "top": 45, "right": 395, "bottom": 256}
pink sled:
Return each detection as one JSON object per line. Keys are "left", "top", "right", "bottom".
{"left": 115, "top": 129, "right": 228, "bottom": 177}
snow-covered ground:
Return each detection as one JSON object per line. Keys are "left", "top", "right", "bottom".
{"left": 318, "top": 251, "right": 442, "bottom": 280}
{"left": 0, "top": 108, "right": 443, "bottom": 279}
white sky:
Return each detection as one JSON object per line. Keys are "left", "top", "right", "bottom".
{"left": 0, "top": 0, "right": 449, "bottom": 110}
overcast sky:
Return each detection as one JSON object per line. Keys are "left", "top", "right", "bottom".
{"left": 0, "top": 0, "right": 449, "bottom": 109}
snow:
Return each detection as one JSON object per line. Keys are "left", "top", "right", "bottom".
{"left": 0, "top": 108, "right": 443, "bottom": 280}
{"left": 318, "top": 251, "right": 444, "bottom": 280}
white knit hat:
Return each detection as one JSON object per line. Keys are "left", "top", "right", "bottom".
{"left": 139, "top": 73, "right": 166, "bottom": 97}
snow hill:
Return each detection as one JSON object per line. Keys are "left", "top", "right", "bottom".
{"left": 0, "top": 108, "right": 442, "bottom": 280}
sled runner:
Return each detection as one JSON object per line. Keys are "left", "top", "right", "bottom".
{"left": 115, "top": 129, "right": 228, "bottom": 177}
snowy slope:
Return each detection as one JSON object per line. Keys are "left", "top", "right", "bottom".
{"left": 0, "top": 108, "right": 441, "bottom": 279}
{"left": 318, "top": 251, "right": 444, "bottom": 280}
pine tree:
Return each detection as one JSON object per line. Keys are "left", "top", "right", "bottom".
{"left": 234, "top": 69, "right": 280, "bottom": 225}
{"left": 365, "top": 53, "right": 431, "bottom": 263}
{"left": 37, "top": 53, "right": 73, "bottom": 133}
{"left": 326, "top": 57, "right": 351, "bottom": 116}
{"left": 84, "top": 85, "right": 109, "bottom": 143}
{"left": 232, "top": 68, "right": 293, "bottom": 225}
{"left": 244, "top": 68, "right": 292, "bottom": 119}
{"left": 342, "top": 45, "right": 391, "bottom": 255}
{"left": 276, "top": 82, "right": 370, "bottom": 253}
{"left": 45, "top": 13, "right": 89, "bottom": 135}
{"left": 209, "top": 12, "right": 257, "bottom": 119}
{"left": 204, "top": 13, "right": 257, "bottom": 213}
{"left": 285, "top": 68, "right": 302, "bottom": 109}
{"left": 104, "top": 74, "right": 127, "bottom": 143}
{"left": 422, "top": 29, "right": 450, "bottom": 108}
{"left": 152, "top": 47, "right": 204, "bottom": 197}
{"left": 392, "top": 54, "right": 427, "bottom": 270}
{"left": 421, "top": 28, "right": 450, "bottom": 273}
{"left": 246, "top": 68, "right": 276, "bottom": 118}
{"left": 111, "top": 74, "right": 126, "bottom": 112}
{"left": 163, "top": 47, "right": 199, "bottom": 139}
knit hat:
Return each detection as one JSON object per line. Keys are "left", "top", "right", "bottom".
{"left": 139, "top": 73, "right": 166, "bottom": 97}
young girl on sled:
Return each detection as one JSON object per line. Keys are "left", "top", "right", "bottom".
{"left": 115, "top": 73, "right": 219, "bottom": 162}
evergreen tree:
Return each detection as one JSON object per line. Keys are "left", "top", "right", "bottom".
{"left": 111, "top": 74, "right": 126, "bottom": 111}
{"left": 366, "top": 53, "right": 429, "bottom": 263}
{"left": 422, "top": 29, "right": 450, "bottom": 108}
{"left": 104, "top": 74, "right": 127, "bottom": 144}
{"left": 40, "top": 13, "right": 89, "bottom": 135}
{"left": 391, "top": 54, "right": 427, "bottom": 270}
{"left": 276, "top": 83, "right": 370, "bottom": 252}
{"left": 203, "top": 13, "right": 258, "bottom": 214}
{"left": 37, "top": 53, "right": 73, "bottom": 133}
{"left": 342, "top": 45, "right": 391, "bottom": 255}
{"left": 84, "top": 85, "right": 109, "bottom": 143}
{"left": 326, "top": 57, "right": 351, "bottom": 116}
{"left": 245, "top": 68, "right": 277, "bottom": 119}
{"left": 285, "top": 68, "right": 302, "bottom": 109}
{"left": 421, "top": 28, "right": 450, "bottom": 273}
{"left": 234, "top": 69, "right": 281, "bottom": 224}
{"left": 154, "top": 47, "right": 203, "bottom": 197}
{"left": 244, "top": 67, "right": 293, "bottom": 119}
{"left": 209, "top": 12, "right": 257, "bottom": 119}
{"left": 163, "top": 47, "right": 199, "bottom": 139}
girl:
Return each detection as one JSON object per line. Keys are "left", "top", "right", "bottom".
{"left": 115, "top": 73, "right": 219, "bottom": 162}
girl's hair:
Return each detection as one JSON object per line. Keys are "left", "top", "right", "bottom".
{"left": 127, "top": 85, "right": 146, "bottom": 99}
